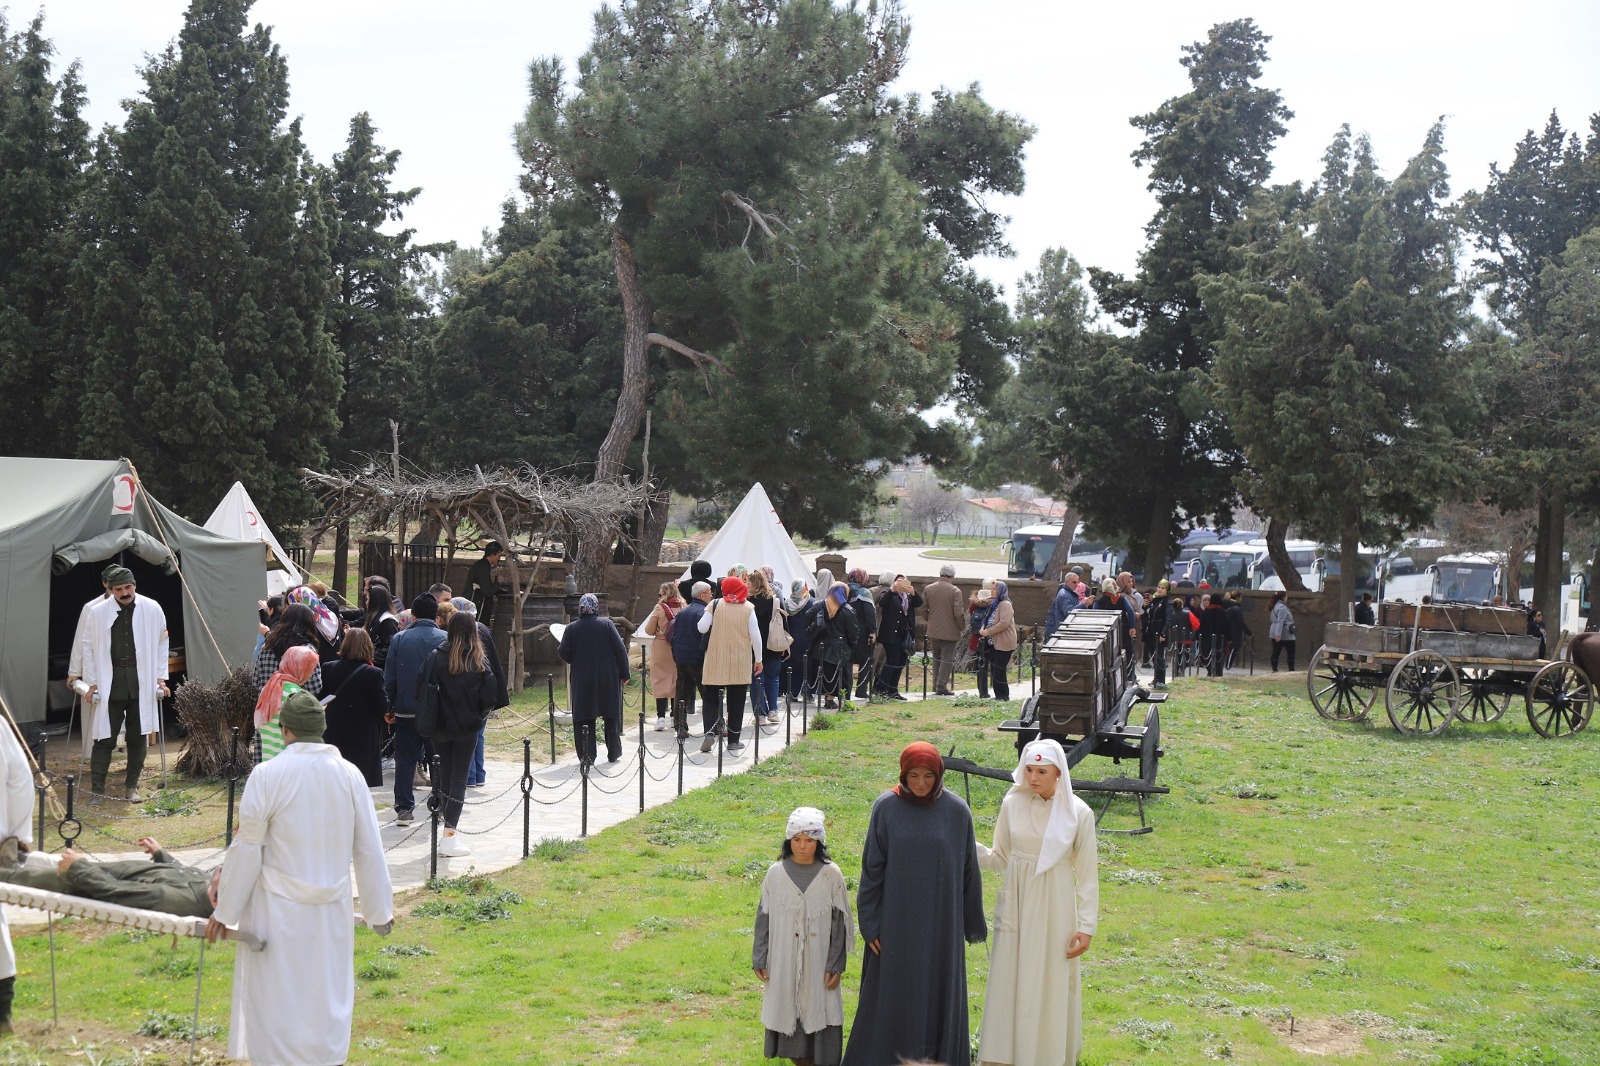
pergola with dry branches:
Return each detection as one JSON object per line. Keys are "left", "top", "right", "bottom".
{"left": 302, "top": 463, "right": 648, "bottom": 689}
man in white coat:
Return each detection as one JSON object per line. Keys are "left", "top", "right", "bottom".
{"left": 207, "top": 691, "right": 393, "bottom": 1065}
{"left": 0, "top": 716, "right": 37, "bottom": 1031}
{"left": 78, "top": 565, "right": 168, "bottom": 800}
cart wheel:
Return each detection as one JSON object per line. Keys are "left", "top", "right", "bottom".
{"left": 1385, "top": 650, "right": 1460, "bottom": 736}
{"left": 1456, "top": 667, "right": 1511, "bottom": 723}
{"left": 1306, "top": 646, "right": 1376, "bottom": 722}
{"left": 1139, "top": 704, "right": 1161, "bottom": 786}
{"left": 1525, "top": 661, "right": 1594, "bottom": 738}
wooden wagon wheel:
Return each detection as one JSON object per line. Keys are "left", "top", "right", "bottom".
{"left": 1306, "top": 645, "right": 1376, "bottom": 722}
{"left": 1524, "top": 661, "right": 1594, "bottom": 738}
{"left": 1139, "top": 704, "right": 1161, "bottom": 786}
{"left": 1385, "top": 650, "right": 1460, "bottom": 736}
{"left": 1456, "top": 667, "right": 1511, "bottom": 723}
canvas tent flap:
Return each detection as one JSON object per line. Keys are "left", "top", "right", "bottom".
{"left": 51, "top": 528, "right": 176, "bottom": 576}
{"left": 0, "top": 457, "right": 265, "bottom": 724}
{"left": 679, "top": 484, "right": 811, "bottom": 594}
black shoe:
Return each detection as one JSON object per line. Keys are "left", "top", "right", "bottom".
{"left": 394, "top": 808, "right": 414, "bottom": 826}
{"left": 890, "top": 692, "right": 909, "bottom": 701}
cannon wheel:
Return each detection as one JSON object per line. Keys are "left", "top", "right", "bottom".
{"left": 1385, "top": 650, "right": 1460, "bottom": 736}
{"left": 1525, "top": 661, "right": 1594, "bottom": 738}
{"left": 1456, "top": 667, "right": 1511, "bottom": 723}
{"left": 1306, "top": 645, "right": 1376, "bottom": 722}
{"left": 1139, "top": 704, "right": 1161, "bottom": 785}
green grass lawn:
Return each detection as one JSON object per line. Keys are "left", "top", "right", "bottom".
{"left": 4, "top": 673, "right": 1597, "bottom": 1064}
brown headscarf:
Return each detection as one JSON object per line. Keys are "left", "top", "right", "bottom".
{"left": 893, "top": 741, "right": 945, "bottom": 806}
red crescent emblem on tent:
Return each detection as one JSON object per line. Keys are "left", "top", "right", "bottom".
{"left": 111, "top": 474, "right": 137, "bottom": 514}
{"left": 245, "top": 509, "right": 259, "bottom": 527}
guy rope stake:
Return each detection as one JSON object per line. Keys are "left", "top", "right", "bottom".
{"left": 521, "top": 738, "right": 533, "bottom": 859}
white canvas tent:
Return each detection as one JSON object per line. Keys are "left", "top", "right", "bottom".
{"left": 204, "top": 481, "right": 304, "bottom": 596}
{"left": 681, "top": 483, "right": 811, "bottom": 593}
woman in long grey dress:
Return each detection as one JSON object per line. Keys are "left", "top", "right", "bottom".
{"left": 842, "top": 742, "right": 987, "bottom": 1066}
{"left": 976, "top": 739, "right": 1099, "bottom": 1066}
{"left": 754, "top": 807, "right": 854, "bottom": 1066}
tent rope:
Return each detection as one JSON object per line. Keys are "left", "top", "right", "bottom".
{"left": 126, "top": 460, "right": 231, "bottom": 672}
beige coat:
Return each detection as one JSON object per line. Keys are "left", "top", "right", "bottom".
{"left": 642, "top": 602, "right": 680, "bottom": 699}
{"left": 701, "top": 599, "right": 761, "bottom": 686}
{"left": 979, "top": 598, "right": 1018, "bottom": 652}
{"left": 922, "top": 578, "right": 967, "bottom": 642}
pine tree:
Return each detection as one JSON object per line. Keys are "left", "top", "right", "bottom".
{"left": 0, "top": 14, "right": 90, "bottom": 456}
{"left": 1202, "top": 123, "right": 1470, "bottom": 602}
{"left": 1084, "top": 19, "right": 1293, "bottom": 577}
{"left": 70, "top": 0, "right": 339, "bottom": 522}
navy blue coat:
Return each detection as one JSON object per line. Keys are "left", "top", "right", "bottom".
{"left": 558, "top": 614, "right": 631, "bottom": 724}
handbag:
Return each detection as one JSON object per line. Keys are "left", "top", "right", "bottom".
{"left": 767, "top": 607, "right": 793, "bottom": 653}
{"left": 414, "top": 650, "right": 442, "bottom": 738}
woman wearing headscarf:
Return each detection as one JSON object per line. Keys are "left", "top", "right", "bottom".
{"left": 284, "top": 586, "right": 343, "bottom": 660}
{"left": 807, "top": 582, "right": 859, "bottom": 710}
{"left": 558, "top": 594, "right": 632, "bottom": 766}
{"left": 967, "top": 579, "right": 995, "bottom": 676}
{"left": 642, "top": 582, "right": 683, "bottom": 732}
{"left": 977, "top": 580, "right": 1018, "bottom": 701}
{"left": 806, "top": 569, "right": 836, "bottom": 698}
{"left": 253, "top": 605, "right": 325, "bottom": 701}
{"left": 974, "top": 739, "right": 1099, "bottom": 1066}
{"left": 784, "top": 581, "right": 815, "bottom": 701}
{"left": 873, "top": 575, "right": 923, "bottom": 700}
{"left": 753, "top": 807, "right": 854, "bottom": 1066}
{"left": 253, "top": 644, "right": 320, "bottom": 763}
{"left": 696, "top": 576, "right": 764, "bottom": 754}
{"left": 846, "top": 569, "right": 879, "bottom": 699}
{"left": 843, "top": 742, "right": 986, "bottom": 1066}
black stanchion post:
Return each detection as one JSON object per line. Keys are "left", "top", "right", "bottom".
{"left": 59, "top": 775, "right": 81, "bottom": 848}
{"left": 676, "top": 735, "right": 684, "bottom": 797}
{"left": 427, "top": 754, "right": 442, "bottom": 879}
{"left": 35, "top": 781, "right": 46, "bottom": 849}
{"left": 802, "top": 685, "right": 809, "bottom": 736}
{"left": 521, "top": 738, "right": 533, "bottom": 859}
{"left": 753, "top": 706, "right": 760, "bottom": 766}
{"left": 801, "top": 653, "right": 810, "bottom": 719}
{"left": 547, "top": 673, "right": 557, "bottom": 765}
{"left": 638, "top": 709, "right": 646, "bottom": 813}
{"left": 922, "top": 636, "right": 929, "bottom": 699}
{"left": 580, "top": 762, "right": 590, "bottom": 838}
{"left": 785, "top": 670, "right": 792, "bottom": 746}
{"left": 716, "top": 726, "right": 724, "bottom": 778}
{"left": 224, "top": 726, "right": 241, "bottom": 847}
{"left": 1031, "top": 633, "right": 1038, "bottom": 696}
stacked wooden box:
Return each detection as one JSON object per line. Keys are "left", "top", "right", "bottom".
{"left": 1379, "top": 602, "right": 1527, "bottom": 635}
{"left": 1037, "top": 611, "right": 1124, "bottom": 738}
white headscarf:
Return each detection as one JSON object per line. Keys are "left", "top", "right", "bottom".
{"left": 785, "top": 806, "right": 826, "bottom": 844}
{"left": 1012, "top": 739, "right": 1078, "bottom": 874}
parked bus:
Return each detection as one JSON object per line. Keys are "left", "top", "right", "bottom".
{"left": 1169, "top": 528, "right": 1258, "bottom": 585}
{"left": 1194, "top": 539, "right": 1321, "bottom": 591}
{"left": 1006, "top": 523, "right": 1124, "bottom": 581}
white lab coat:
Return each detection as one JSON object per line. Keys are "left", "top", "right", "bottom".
{"left": 213, "top": 743, "right": 393, "bottom": 1066}
{"left": 65, "top": 594, "right": 108, "bottom": 681}
{"left": 0, "top": 722, "right": 36, "bottom": 980}
{"left": 77, "top": 594, "right": 168, "bottom": 742}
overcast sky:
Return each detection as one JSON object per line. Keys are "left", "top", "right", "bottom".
{"left": 19, "top": 0, "right": 1600, "bottom": 301}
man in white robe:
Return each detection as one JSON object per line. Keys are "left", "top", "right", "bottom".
{"left": 208, "top": 691, "right": 393, "bottom": 1065}
{"left": 78, "top": 566, "right": 168, "bottom": 799}
{"left": 0, "top": 716, "right": 37, "bottom": 1031}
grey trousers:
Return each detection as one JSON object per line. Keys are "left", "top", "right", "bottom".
{"left": 930, "top": 638, "right": 959, "bottom": 693}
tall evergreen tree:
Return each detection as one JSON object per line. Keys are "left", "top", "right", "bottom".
{"left": 1084, "top": 19, "right": 1293, "bottom": 577}
{"left": 0, "top": 14, "right": 90, "bottom": 456}
{"left": 1465, "top": 112, "right": 1600, "bottom": 618}
{"left": 1202, "top": 124, "right": 1470, "bottom": 603}
{"left": 70, "top": 0, "right": 339, "bottom": 522}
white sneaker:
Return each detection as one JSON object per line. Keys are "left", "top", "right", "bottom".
{"left": 438, "top": 830, "right": 470, "bottom": 858}
{"left": 654, "top": 716, "right": 668, "bottom": 732}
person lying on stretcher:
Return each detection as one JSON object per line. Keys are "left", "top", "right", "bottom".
{"left": 0, "top": 836, "right": 218, "bottom": 918}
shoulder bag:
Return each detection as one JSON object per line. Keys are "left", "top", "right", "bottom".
{"left": 766, "top": 606, "right": 793, "bottom": 653}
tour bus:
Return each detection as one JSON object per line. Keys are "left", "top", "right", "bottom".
{"left": 1006, "top": 523, "right": 1124, "bottom": 580}
{"left": 1193, "top": 539, "right": 1322, "bottom": 591}
{"left": 1383, "top": 553, "right": 1502, "bottom": 604}
{"left": 1168, "top": 528, "right": 1259, "bottom": 585}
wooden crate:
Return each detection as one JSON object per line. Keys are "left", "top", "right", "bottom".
{"left": 1380, "top": 602, "right": 1463, "bottom": 631}
{"left": 1039, "top": 646, "right": 1102, "bottom": 695}
{"left": 1457, "top": 605, "right": 1532, "bottom": 635}
{"left": 1471, "top": 632, "right": 1541, "bottom": 660}
{"left": 1323, "top": 622, "right": 1408, "bottom": 655}
{"left": 1415, "top": 630, "right": 1479, "bottom": 658}
{"left": 1054, "top": 611, "right": 1124, "bottom": 663}
{"left": 1036, "top": 691, "right": 1102, "bottom": 736}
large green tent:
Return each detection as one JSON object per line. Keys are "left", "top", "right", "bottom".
{"left": 0, "top": 457, "right": 264, "bottom": 726}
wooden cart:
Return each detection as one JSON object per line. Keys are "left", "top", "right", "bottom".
{"left": 1306, "top": 604, "right": 1593, "bottom": 737}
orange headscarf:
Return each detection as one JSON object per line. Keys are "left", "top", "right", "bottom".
{"left": 254, "top": 645, "right": 319, "bottom": 727}
{"left": 893, "top": 741, "right": 945, "bottom": 806}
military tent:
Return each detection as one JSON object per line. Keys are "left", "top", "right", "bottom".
{"left": 0, "top": 457, "right": 265, "bottom": 725}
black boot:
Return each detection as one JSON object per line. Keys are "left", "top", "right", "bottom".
{"left": 0, "top": 973, "right": 17, "bottom": 1033}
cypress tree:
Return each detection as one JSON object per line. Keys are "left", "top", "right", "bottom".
{"left": 72, "top": 0, "right": 339, "bottom": 522}
{"left": 0, "top": 14, "right": 90, "bottom": 456}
